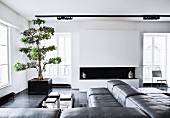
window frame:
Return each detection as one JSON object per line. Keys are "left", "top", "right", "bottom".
{"left": 0, "top": 22, "right": 11, "bottom": 89}
{"left": 143, "top": 33, "right": 167, "bottom": 83}
{"left": 43, "top": 33, "right": 71, "bottom": 78}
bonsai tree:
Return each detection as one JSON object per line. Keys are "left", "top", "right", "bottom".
{"left": 14, "top": 18, "right": 62, "bottom": 80}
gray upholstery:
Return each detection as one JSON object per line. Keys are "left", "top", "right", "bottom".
{"left": 138, "top": 104, "right": 170, "bottom": 118}
{"left": 86, "top": 80, "right": 170, "bottom": 118}
{"left": 0, "top": 108, "right": 61, "bottom": 118}
{"left": 112, "top": 85, "right": 145, "bottom": 106}
{"left": 126, "top": 95, "right": 154, "bottom": 108}
{"left": 107, "top": 80, "right": 128, "bottom": 92}
{"left": 126, "top": 95, "right": 159, "bottom": 109}
{"left": 127, "top": 95, "right": 170, "bottom": 118}
{"left": 88, "top": 93, "right": 122, "bottom": 107}
{"left": 113, "top": 85, "right": 145, "bottom": 98}
{"left": 87, "top": 87, "right": 110, "bottom": 97}
{"left": 107, "top": 80, "right": 128, "bottom": 86}
{"left": 89, "top": 94, "right": 118, "bottom": 102}
{"left": 61, "top": 107, "right": 148, "bottom": 118}
{"left": 90, "top": 101, "right": 122, "bottom": 107}
{"left": 89, "top": 94, "right": 121, "bottom": 107}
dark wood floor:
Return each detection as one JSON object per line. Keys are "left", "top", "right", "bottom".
{"left": 1, "top": 88, "right": 87, "bottom": 108}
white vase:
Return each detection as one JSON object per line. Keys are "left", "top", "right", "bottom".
{"left": 128, "top": 71, "right": 133, "bottom": 78}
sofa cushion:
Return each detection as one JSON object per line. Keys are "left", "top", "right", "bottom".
{"left": 60, "top": 107, "right": 149, "bottom": 118}
{"left": 0, "top": 108, "right": 61, "bottom": 118}
{"left": 127, "top": 95, "right": 156, "bottom": 106}
{"left": 88, "top": 94, "right": 122, "bottom": 107}
{"left": 112, "top": 85, "right": 145, "bottom": 106}
{"left": 90, "top": 101, "right": 122, "bottom": 107}
{"left": 126, "top": 95, "right": 154, "bottom": 108}
{"left": 127, "top": 95, "right": 170, "bottom": 118}
{"left": 107, "top": 80, "right": 128, "bottom": 86}
{"left": 139, "top": 104, "right": 170, "bottom": 118}
{"left": 115, "top": 85, "right": 145, "bottom": 97}
{"left": 87, "top": 88, "right": 110, "bottom": 99}
{"left": 147, "top": 93, "right": 170, "bottom": 99}
{"left": 89, "top": 94, "right": 118, "bottom": 102}
{"left": 107, "top": 80, "right": 128, "bottom": 92}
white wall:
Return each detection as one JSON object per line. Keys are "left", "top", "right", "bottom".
{"left": 42, "top": 21, "right": 170, "bottom": 90}
{"left": 44, "top": 21, "right": 170, "bottom": 89}
{"left": 0, "top": 2, "right": 28, "bottom": 97}
{"left": 79, "top": 79, "right": 139, "bottom": 91}
{"left": 80, "top": 30, "right": 139, "bottom": 67}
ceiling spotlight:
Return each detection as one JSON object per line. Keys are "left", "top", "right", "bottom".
{"left": 143, "top": 15, "right": 160, "bottom": 20}
{"left": 57, "top": 16, "right": 73, "bottom": 20}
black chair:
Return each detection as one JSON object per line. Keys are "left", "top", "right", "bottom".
{"left": 152, "top": 70, "right": 167, "bottom": 90}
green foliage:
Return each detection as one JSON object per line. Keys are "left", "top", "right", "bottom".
{"left": 14, "top": 18, "right": 62, "bottom": 80}
{"left": 27, "top": 62, "right": 37, "bottom": 68}
{"left": 33, "top": 18, "right": 45, "bottom": 25}
{"left": 48, "top": 57, "right": 62, "bottom": 64}
{"left": 41, "top": 45, "right": 56, "bottom": 53}
{"left": 14, "top": 62, "right": 37, "bottom": 71}
{"left": 20, "top": 28, "right": 37, "bottom": 44}
{"left": 20, "top": 19, "right": 55, "bottom": 45}
{"left": 14, "top": 63, "right": 27, "bottom": 71}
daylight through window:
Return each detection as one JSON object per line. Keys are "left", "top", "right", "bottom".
{"left": 0, "top": 23, "right": 10, "bottom": 88}
{"left": 143, "top": 33, "right": 167, "bottom": 84}
{"left": 43, "top": 33, "right": 71, "bottom": 78}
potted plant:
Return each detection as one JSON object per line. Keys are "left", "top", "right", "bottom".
{"left": 14, "top": 18, "right": 62, "bottom": 94}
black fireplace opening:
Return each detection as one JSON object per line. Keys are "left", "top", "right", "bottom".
{"left": 80, "top": 67, "right": 136, "bottom": 79}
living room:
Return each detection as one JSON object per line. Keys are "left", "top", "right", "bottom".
{"left": 0, "top": 0, "right": 170, "bottom": 118}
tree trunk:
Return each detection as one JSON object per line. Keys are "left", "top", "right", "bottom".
{"left": 38, "top": 66, "right": 43, "bottom": 80}
{"left": 37, "top": 37, "right": 43, "bottom": 80}
{"left": 38, "top": 60, "right": 43, "bottom": 80}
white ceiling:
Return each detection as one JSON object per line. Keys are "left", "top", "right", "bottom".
{"left": 1, "top": 0, "right": 170, "bottom": 21}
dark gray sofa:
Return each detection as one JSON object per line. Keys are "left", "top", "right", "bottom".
{"left": 1, "top": 80, "right": 170, "bottom": 118}
{"left": 61, "top": 107, "right": 148, "bottom": 118}
{"left": 0, "top": 108, "right": 61, "bottom": 118}
{"left": 61, "top": 80, "right": 170, "bottom": 118}
{"left": 85, "top": 80, "right": 170, "bottom": 118}
{"left": 62, "top": 80, "right": 149, "bottom": 118}
{"left": 126, "top": 95, "right": 170, "bottom": 118}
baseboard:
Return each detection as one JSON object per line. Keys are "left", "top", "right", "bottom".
{"left": 0, "top": 92, "right": 15, "bottom": 106}
{"left": 52, "top": 84, "right": 71, "bottom": 88}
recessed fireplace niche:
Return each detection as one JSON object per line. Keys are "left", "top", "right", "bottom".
{"left": 80, "top": 67, "right": 136, "bottom": 79}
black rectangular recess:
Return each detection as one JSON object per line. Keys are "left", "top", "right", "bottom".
{"left": 80, "top": 67, "right": 135, "bottom": 79}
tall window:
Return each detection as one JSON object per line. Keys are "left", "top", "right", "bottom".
{"left": 44, "top": 33, "right": 71, "bottom": 78}
{"left": 0, "top": 23, "right": 9, "bottom": 88}
{"left": 143, "top": 33, "right": 167, "bottom": 83}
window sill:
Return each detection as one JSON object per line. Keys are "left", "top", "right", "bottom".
{"left": 0, "top": 83, "right": 11, "bottom": 89}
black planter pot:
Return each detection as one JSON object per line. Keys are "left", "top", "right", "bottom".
{"left": 28, "top": 78, "right": 52, "bottom": 95}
